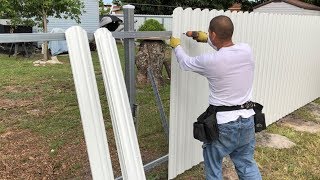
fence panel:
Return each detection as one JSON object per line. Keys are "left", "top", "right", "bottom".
{"left": 169, "top": 8, "right": 320, "bottom": 179}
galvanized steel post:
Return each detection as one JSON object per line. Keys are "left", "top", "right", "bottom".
{"left": 123, "top": 5, "right": 137, "bottom": 119}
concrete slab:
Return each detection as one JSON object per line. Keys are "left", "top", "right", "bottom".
{"left": 279, "top": 118, "right": 320, "bottom": 133}
{"left": 255, "top": 132, "right": 296, "bottom": 149}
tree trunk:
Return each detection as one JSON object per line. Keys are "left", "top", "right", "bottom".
{"left": 43, "top": 11, "right": 49, "bottom": 61}
{"left": 135, "top": 40, "right": 166, "bottom": 86}
{"left": 163, "top": 60, "right": 171, "bottom": 79}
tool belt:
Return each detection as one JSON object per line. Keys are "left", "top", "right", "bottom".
{"left": 193, "top": 101, "right": 266, "bottom": 143}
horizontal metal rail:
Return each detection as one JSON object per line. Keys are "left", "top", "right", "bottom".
{"left": 114, "top": 14, "right": 172, "bottom": 18}
{"left": 115, "top": 154, "right": 168, "bottom": 180}
{"left": 113, "top": 31, "right": 171, "bottom": 39}
{"left": 0, "top": 33, "right": 66, "bottom": 43}
{"left": 0, "top": 31, "right": 172, "bottom": 43}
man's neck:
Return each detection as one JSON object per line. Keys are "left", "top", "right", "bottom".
{"left": 217, "top": 40, "right": 234, "bottom": 50}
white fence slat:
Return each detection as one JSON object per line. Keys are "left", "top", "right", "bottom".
{"left": 94, "top": 28, "right": 146, "bottom": 180}
{"left": 169, "top": 8, "right": 320, "bottom": 179}
{"left": 65, "top": 26, "right": 114, "bottom": 180}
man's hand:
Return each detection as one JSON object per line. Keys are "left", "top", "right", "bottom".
{"left": 185, "top": 31, "right": 208, "bottom": 43}
{"left": 170, "top": 36, "right": 181, "bottom": 48}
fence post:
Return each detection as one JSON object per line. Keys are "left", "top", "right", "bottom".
{"left": 123, "top": 5, "right": 137, "bottom": 123}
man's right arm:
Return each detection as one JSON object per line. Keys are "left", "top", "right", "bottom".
{"left": 169, "top": 34, "right": 214, "bottom": 75}
{"left": 173, "top": 45, "right": 214, "bottom": 77}
{"left": 185, "top": 31, "right": 208, "bottom": 43}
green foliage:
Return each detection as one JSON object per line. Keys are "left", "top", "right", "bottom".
{"left": 112, "top": 0, "right": 123, "bottom": 6}
{"left": 314, "top": 98, "right": 320, "bottom": 105}
{"left": 0, "top": 0, "right": 35, "bottom": 27}
{"left": 0, "top": 0, "right": 85, "bottom": 61}
{"left": 138, "top": 19, "right": 166, "bottom": 31}
{"left": 0, "top": 0, "right": 84, "bottom": 30}
{"left": 99, "top": 0, "right": 109, "bottom": 16}
{"left": 121, "top": 0, "right": 236, "bottom": 15}
{"left": 303, "top": 0, "right": 320, "bottom": 6}
{"left": 0, "top": 122, "right": 5, "bottom": 134}
{"left": 121, "top": 0, "right": 320, "bottom": 14}
{"left": 23, "top": 0, "right": 85, "bottom": 27}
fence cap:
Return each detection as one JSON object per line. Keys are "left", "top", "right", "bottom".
{"left": 123, "top": 4, "right": 135, "bottom": 9}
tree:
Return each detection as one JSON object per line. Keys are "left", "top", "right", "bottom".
{"left": 0, "top": 0, "right": 84, "bottom": 61}
{"left": 303, "top": 0, "right": 320, "bottom": 6}
{"left": 121, "top": 0, "right": 236, "bottom": 15}
{"left": 113, "top": 0, "right": 124, "bottom": 6}
{"left": 0, "top": 0, "right": 35, "bottom": 31}
{"left": 135, "top": 19, "right": 167, "bottom": 86}
{"left": 239, "top": 0, "right": 264, "bottom": 12}
{"left": 99, "top": 0, "right": 110, "bottom": 16}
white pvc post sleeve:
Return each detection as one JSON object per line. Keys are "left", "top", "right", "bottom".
{"left": 94, "top": 28, "right": 146, "bottom": 180}
{"left": 65, "top": 26, "right": 114, "bottom": 180}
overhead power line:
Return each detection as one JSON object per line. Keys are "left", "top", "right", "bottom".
{"left": 123, "top": 3, "right": 212, "bottom": 10}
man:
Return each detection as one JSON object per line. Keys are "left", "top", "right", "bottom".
{"left": 170, "top": 15, "right": 262, "bottom": 180}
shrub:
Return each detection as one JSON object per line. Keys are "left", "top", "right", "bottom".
{"left": 138, "top": 19, "right": 166, "bottom": 31}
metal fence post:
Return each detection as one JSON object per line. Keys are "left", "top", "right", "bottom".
{"left": 123, "top": 5, "right": 137, "bottom": 121}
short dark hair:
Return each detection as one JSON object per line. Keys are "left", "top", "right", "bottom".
{"left": 209, "top": 15, "right": 234, "bottom": 40}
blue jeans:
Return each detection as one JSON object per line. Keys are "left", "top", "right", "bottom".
{"left": 202, "top": 116, "right": 262, "bottom": 180}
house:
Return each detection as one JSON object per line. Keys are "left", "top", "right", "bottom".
{"left": 45, "top": 0, "right": 99, "bottom": 33}
{"left": 104, "top": 4, "right": 123, "bottom": 14}
{"left": 228, "top": 3, "right": 242, "bottom": 12}
{"left": 253, "top": 0, "right": 320, "bottom": 16}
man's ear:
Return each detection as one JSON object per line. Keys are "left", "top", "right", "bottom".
{"left": 211, "top": 31, "right": 216, "bottom": 39}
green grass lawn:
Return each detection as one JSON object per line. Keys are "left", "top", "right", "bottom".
{"left": 0, "top": 44, "right": 169, "bottom": 179}
{"left": 0, "top": 45, "right": 320, "bottom": 179}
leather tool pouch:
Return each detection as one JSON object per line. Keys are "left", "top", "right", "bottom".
{"left": 253, "top": 103, "right": 266, "bottom": 132}
{"left": 193, "top": 107, "right": 219, "bottom": 143}
{"left": 193, "top": 102, "right": 267, "bottom": 143}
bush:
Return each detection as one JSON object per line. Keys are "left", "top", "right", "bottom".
{"left": 138, "top": 19, "right": 166, "bottom": 31}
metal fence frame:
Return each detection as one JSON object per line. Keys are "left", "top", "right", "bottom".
{"left": 0, "top": 5, "right": 171, "bottom": 179}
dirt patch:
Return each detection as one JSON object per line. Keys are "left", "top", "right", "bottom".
{"left": 0, "top": 129, "right": 91, "bottom": 179}
{"left": 0, "top": 129, "right": 52, "bottom": 179}
{"left": 2, "top": 85, "right": 41, "bottom": 94}
{"left": 255, "top": 131, "right": 296, "bottom": 149}
{"left": 279, "top": 118, "right": 320, "bottom": 133}
{"left": 0, "top": 99, "right": 33, "bottom": 110}
{"left": 50, "top": 139, "right": 91, "bottom": 179}
{"left": 26, "top": 109, "right": 45, "bottom": 117}
{"left": 105, "top": 128, "right": 121, "bottom": 177}
{"left": 306, "top": 102, "right": 320, "bottom": 122}
{"left": 2, "top": 86, "right": 20, "bottom": 93}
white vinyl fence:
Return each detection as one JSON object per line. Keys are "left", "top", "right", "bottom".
{"left": 169, "top": 8, "right": 320, "bottom": 179}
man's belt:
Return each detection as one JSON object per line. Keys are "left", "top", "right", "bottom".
{"left": 208, "top": 101, "right": 262, "bottom": 112}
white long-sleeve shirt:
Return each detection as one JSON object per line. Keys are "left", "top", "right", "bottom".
{"left": 174, "top": 43, "right": 255, "bottom": 124}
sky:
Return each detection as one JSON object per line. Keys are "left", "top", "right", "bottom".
{"left": 103, "top": 0, "right": 112, "bottom": 4}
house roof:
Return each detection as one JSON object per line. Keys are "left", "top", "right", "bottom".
{"left": 253, "top": 0, "right": 320, "bottom": 11}
{"left": 228, "top": 3, "right": 242, "bottom": 11}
